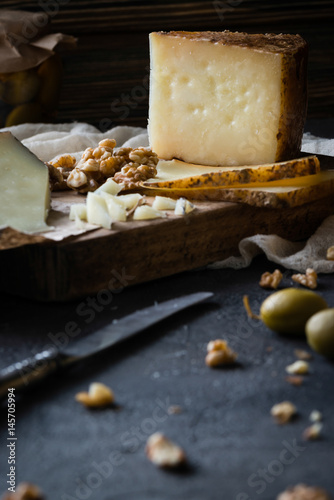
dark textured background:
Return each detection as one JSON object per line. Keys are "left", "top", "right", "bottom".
{"left": 0, "top": 255, "right": 334, "bottom": 500}
{"left": 1, "top": 0, "right": 334, "bottom": 128}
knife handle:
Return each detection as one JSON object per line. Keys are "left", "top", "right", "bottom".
{"left": 0, "top": 347, "right": 70, "bottom": 400}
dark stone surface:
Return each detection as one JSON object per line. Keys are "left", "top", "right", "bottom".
{"left": 0, "top": 255, "right": 334, "bottom": 500}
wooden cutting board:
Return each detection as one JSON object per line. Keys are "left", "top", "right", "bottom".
{"left": 1, "top": 188, "right": 334, "bottom": 301}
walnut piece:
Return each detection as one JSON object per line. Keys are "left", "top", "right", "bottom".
{"left": 285, "top": 375, "right": 304, "bottom": 386}
{"left": 259, "top": 269, "right": 283, "bottom": 289}
{"left": 292, "top": 268, "right": 318, "bottom": 289}
{"left": 205, "top": 339, "right": 237, "bottom": 367}
{"left": 75, "top": 382, "right": 114, "bottom": 408}
{"left": 303, "top": 422, "right": 323, "bottom": 441}
{"left": 326, "top": 246, "right": 334, "bottom": 261}
{"left": 286, "top": 360, "right": 309, "bottom": 375}
{"left": 277, "top": 484, "right": 332, "bottom": 500}
{"left": 146, "top": 433, "right": 186, "bottom": 468}
{"left": 2, "top": 482, "right": 44, "bottom": 500}
{"left": 294, "top": 349, "right": 313, "bottom": 361}
{"left": 114, "top": 163, "right": 157, "bottom": 190}
{"left": 49, "top": 154, "right": 76, "bottom": 170}
{"left": 113, "top": 147, "right": 158, "bottom": 189}
{"left": 49, "top": 141, "right": 159, "bottom": 193}
{"left": 46, "top": 162, "right": 67, "bottom": 191}
{"left": 270, "top": 401, "right": 297, "bottom": 424}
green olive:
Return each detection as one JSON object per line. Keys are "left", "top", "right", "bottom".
{"left": 306, "top": 309, "right": 334, "bottom": 358}
{"left": 260, "top": 288, "right": 328, "bottom": 335}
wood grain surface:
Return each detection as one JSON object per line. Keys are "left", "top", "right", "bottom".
{"left": 1, "top": 191, "right": 334, "bottom": 302}
{"left": 1, "top": 1, "right": 333, "bottom": 127}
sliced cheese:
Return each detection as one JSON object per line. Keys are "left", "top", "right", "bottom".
{"left": 95, "top": 178, "right": 124, "bottom": 196}
{"left": 144, "top": 156, "right": 319, "bottom": 189}
{"left": 101, "top": 193, "right": 127, "bottom": 222}
{"left": 152, "top": 196, "right": 177, "bottom": 210}
{"left": 0, "top": 131, "right": 50, "bottom": 233}
{"left": 142, "top": 171, "right": 334, "bottom": 209}
{"left": 86, "top": 192, "right": 112, "bottom": 229}
{"left": 69, "top": 203, "right": 87, "bottom": 221}
{"left": 149, "top": 31, "right": 307, "bottom": 166}
{"left": 133, "top": 205, "right": 166, "bottom": 220}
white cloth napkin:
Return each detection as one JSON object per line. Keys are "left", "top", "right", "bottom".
{"left": 2, "top": 122, "right": 334, "bottom": 272}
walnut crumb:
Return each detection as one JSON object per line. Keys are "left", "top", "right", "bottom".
{"left": 326, "top": 246, "right": 334, "bottom": 261}
{"left": 146, "top": 432, "right": 186, "bottom": 468}
{"left": 294, "top": 349, "right": 313, "bottom": 361}
{"left": 285, "top": 375, "right": 304, "bottom": 386}
{"left": 277, "top": 484, "right": 332, "bottom": 500}
{"left": 259, "top": 269, "right": 283, "bottom": 289}
{"left": 75, "top": 382, "right": 114, "bottom": 408}
{"left": 303, "top": 422, "right": 323, "bottom": 441}
{"left": 270, "top": 401, "right": 297, "bottom": 424}
{"left": 292, "top": 268, "right": 318, "bottom": 289}
{"left": 205, "top": 339, "right": 237, "bottom": 367}
{"left": 286, "top": 360, "right": 309, "bottom": 375}
{"left": 1, "top": 482, "right": 44, "bottom": 500}
{"left": 167, "top": 405, "right": 183, "bottom": 415}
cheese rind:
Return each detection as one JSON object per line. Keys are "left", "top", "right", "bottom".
{"left": 142, "top": 171, "right": 334, "bottom": 209}
{"left": 0, "top": 132, "right": 50, "bottom": 233}
{"left": 144, "top": 156, "right": 319, "bottom": 189}
{"left": 149, "top": 31, "right": 307, "bottom": 166}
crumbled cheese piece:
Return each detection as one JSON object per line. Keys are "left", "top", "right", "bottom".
{"left": 174, "top": 197, "right": 195, "bottom": 215}
{"left": 133, "top": 205, "right": 166, "bottom": 220}
{"left": 310, "top": 410, "right": 323, "bottom": 422}
{"left": 152, "top": 195, "right": 177, "bottom": 210}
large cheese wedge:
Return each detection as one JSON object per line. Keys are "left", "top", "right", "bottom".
{"left": 142, "top": 171, "right": 334, "bottom": 209}
{"left": 0, "top": 132, "right": 50, "bottom": 233}
{"left": 144, "top": 156, "right": 319, "bottom": 189}
{"left": 149, "top": 31, "right": 308, "bottom": 166}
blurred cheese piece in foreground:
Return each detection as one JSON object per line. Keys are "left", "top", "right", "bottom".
{"left": 149, "top": 31, "right": 308, "bottom": 166}
{"left": 0, "top": 132, "right": 50, "bottom": 233}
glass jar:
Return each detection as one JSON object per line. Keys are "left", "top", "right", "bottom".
{"left": 0, "top": 53, "right": 63, "bottom": 127}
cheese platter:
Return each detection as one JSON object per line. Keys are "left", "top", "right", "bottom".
{"left": 1, "top": 30, "right": 334, "bottom": 301}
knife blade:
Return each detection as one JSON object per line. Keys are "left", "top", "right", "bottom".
{"left": 0, "top": 291, "right": 213, "bottom": 399}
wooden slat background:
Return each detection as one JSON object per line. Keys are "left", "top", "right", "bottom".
{"left": 1, "top": 0, "right": 334, "bottom": 128}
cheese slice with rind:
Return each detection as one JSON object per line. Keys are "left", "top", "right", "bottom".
{"left": 0, "top": 131, "right": 50, "bottom": 233}
{"left": 144, "top": 156, "right": 320, "bottom": 190}
{"left": 142, "top": 171, "right": 334, "bottom": 209}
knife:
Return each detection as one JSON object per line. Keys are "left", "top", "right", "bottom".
{"left": 0, "top": 291, "right": 213, "bottom": 399}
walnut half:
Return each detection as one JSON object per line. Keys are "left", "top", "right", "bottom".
{"left": 277, "top": 484, "right": 332, "bottom": 500}
{"left": 146, "top": 433, "right": 186, "bottom": 468}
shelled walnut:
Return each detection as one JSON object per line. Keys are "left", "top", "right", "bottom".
{"left": 205, "top": 339, "right": 237, "bottom": 367}
{"left": 326, "top": 246, "right": 334, "bottom": 260}
{"left": 292, "top": 268, "right": 318, "bottom": 289}
{"left": 1, "top": 482, "right": 44, "bottom": 500}
{"left": 146, "top": 433, "right": 186, "bottom": 468}
{"left": 277, "top": 484, "right": 332, "bottom": 500}
{"left": 48, "top": 141, "right": 158, "bottom": 193}
{"left": 259, "top": 269, "right": 283, "bottom": 289}
{"left": 75, "top": 382, "right": 114, "bottom": 408}
{"left": 270, "top": 401, "right": 297, "bottom": 424}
